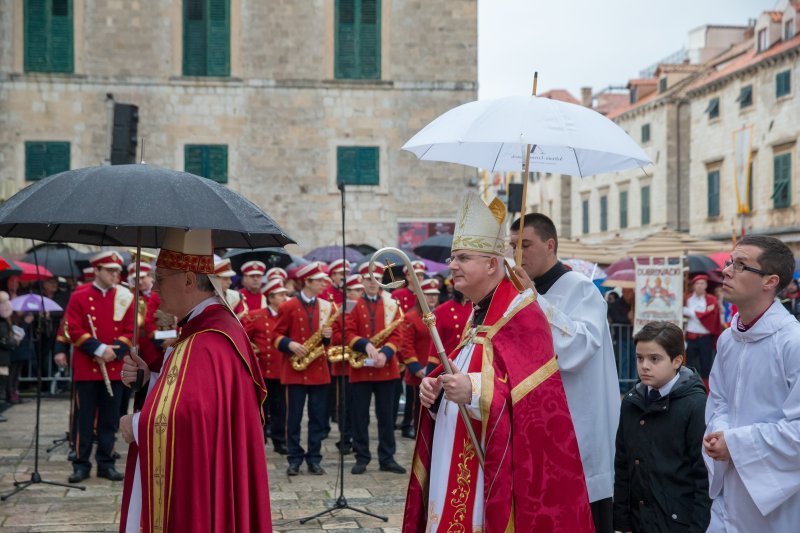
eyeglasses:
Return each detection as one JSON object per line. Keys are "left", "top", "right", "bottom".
{"left": 445, "top": 253, "right": 493, "bottom": 265}
{"left": 723, "top": 260, "right": 771, "bottom": 276}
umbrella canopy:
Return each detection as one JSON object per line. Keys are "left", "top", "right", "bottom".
{"left": 304, "top": 246, "right": 365, "bottom": 264}
{"left": 223, "top": 247, "right": 295, "bottom": 272}
{"left": 563, "top": 258, "right": 606, "bottom": 280}
{"left": 13, "top": 260, "right": 54, "bottom": 281}
{"left": 0, "top": 164, "right": 294, "bottom": 249}
{"left": 10, "top": 293, "right": 63, "bottom": 313}
{"left": 402, "top": 94, "right": 651, "bottom": 175}
{"left": 687, "top": 255, "right": 719, "bottom": 274}
{"left": 413, "top": 234, "right": 453, "bottom": 263}
{"left": 421, "top": 258, "right": 449, "bottom": 274}
{"left": 706, "top": 251, "right": 730, "bottom": 269}
{"left": 0, "top": 257, "right": 23, "bottom": 280}
{"left": 601, "top": 268, "right": 636, "bottom": 289}
{"left": 347, "top": 244, "right": 378, "bottom": 257}
{"left": 23, "top": 243, "right": 91, "bottom": 278}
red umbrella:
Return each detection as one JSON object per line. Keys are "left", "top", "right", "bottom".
{"left": 605, "top": 258, "right": 634, "bottom": 276}
{"left": 601, "top": 268, "right": 636, "bottom": 289}
{"left": 706, "top": 251, "right": 730, "bottom": 269}
{"left": 12, "top": 260, "right": 53, "bottom": 281}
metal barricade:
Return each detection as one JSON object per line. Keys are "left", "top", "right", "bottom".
{"left": 610, "top": 323, "right": 637, "bottom": 393}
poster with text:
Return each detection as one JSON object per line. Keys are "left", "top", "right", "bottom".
{"left": 634, "top": 259, "right": 684, "bottom": 334}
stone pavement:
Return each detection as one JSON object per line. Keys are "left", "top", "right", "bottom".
{"left": 0, "top": 396, "right": 415, "bottom": 532}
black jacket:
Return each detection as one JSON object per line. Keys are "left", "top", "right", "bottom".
{"left": 613, "top": 366, "right": 711, "bottom": 532}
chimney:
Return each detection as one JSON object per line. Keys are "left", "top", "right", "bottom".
{"left": 581, "top": 87, "right": 593, "bottom": 107}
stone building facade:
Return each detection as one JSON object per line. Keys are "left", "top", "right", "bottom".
{"left": 686, "top": 8, "right": 800, "bottom": 251}
{"left": 0, "top": 0, "right": 477, "bottom": 253}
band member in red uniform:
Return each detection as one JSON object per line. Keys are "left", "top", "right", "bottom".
{"left": 399, "top": 278, "right": 440, "bottom": 439}
{"left": 242, "top": 278, "right": 289, "bottom": 455}
{"left": 391, "top": 260, "right": 427, "bottom": 313}
{"left": 330, "top": 274, "right": 365, "bottom": 454}
{"left": 345, "top": 262, "right": 407, "bottom": 475}
{"left": 321, "top": 259, "right": 350, "bottom": 306}
{"left": 65, "top": 251, "right": 134, "bottom": 483}
{"left": 234, "top": 260, "right": 267, "bottom": 316}
{"left": 119, "top": 228, "right": 271, "bottom": 532}
{"left": 214, "top": 259, "right": 241, "bottom": 311}
{"left": 427, "top": 285, "right": 472, "bottom": 372}
{"left": 273, "top": 262, "right": 333, "bottom": 476}
{"left": 266, "top": 267, "right": 288, "bottom": 283}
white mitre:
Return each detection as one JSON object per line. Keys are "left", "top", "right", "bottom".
{"left": 451, "top": 192, "right": 507, "bottom": 255}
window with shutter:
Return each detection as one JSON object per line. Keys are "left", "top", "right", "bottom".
{"left": 641, "top": 124, "right": 650, "bottom": 144}
{"left": 706, "top": 97, "right": 720, "bottom": 119}
{"left": 641, "top": 186, "right": 651, "bottom": 226}
{"left": 25, "top": 141, "right": 70, "bottom": 181}
{"left": 581, "top": 199, "right": 589, "bottom": 234}
{"left": 707, "top": 170, "right": 720, "bottom": 217}
{"left": 772, "top": 153, "right": 791, "bottom": 209}
{"left": 337, "top": 147, "right": 379, "bottom": 185}
{"left": 335, "top": 0, "right": 381, "bottom": 79}
{"left": 183, "top": 0, "right": 229, "bottom": 77}
{"left": 24, "top": 0, "right": 73, "bottom": 73}
{"left": 600, "top": 195, "right": 608, "bottom": 232}
{"left": 619, "top": 190, "right": 628, "bottom": 229}
{"left": 185, "top": 144, "right": 228, "bottom": 183}
{"left": 776, "top": 70, "right": 791, "bottom": 98}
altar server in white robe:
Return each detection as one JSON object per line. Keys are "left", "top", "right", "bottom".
{"left": 509, "top": 213, "right": 620, "bottom": 533}
{"left": 704, "top": 235, "right": 800, "bottom": 532}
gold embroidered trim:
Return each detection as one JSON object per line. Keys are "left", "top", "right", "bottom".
{"left": 413, "top": 453, "right": 428, "bottom": 494}
{"left": 510, "top": 356, "right": 559, "bottom": 406}
{"left": 447, "top": 438, "right": 476, "bottom": 531}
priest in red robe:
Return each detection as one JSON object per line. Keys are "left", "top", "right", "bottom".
{"left": 118, "top": 228, "right": 272, "bottom": 532}
{"left": 405, "top": 192, "right": 593, "bottom": 532}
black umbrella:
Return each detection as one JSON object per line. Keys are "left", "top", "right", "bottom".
{"left": 687, "top": 255, "right": 720, "bottom": 274}
{"left": 347, "top": 243, "right": 378, "bottom": 257}
{"left": 223, "top": 247, "right": 295, "bottom": 272}
{"left": 413, "top": 233, "right": 453, "bottom": 263}
{"left": 0, "top": 165, "right": 294, "bottom": 248}
{"left": 23, "top": 243, "right": 91, "bottom": 278}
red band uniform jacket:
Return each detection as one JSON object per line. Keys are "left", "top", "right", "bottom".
{"left": 243, "top": 307, "right": 283, "bottom": 380}
{"left": 400, "top": 307, "right": 430, "bottom": 386}
{"left": 344, "top": 293, "right": 404, "bottom": 383}
{"left": 273, "top": 296, "right": 332, "bottom": 385}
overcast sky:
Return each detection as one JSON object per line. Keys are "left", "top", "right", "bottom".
{"left": 478, "top": 0, "right": 780, "bottom": 100}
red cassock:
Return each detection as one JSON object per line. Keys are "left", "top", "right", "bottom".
{"left": 400, "top": 307, "right": 430, "bottom": 386}
{"left": 684, "top": 293, "right": 723, "bottom": 338}
{"left": 234, "top": 289, "right": 267, "bottom": 316}
{"left": 65, "top": 284, "right": 134, "bottom": 381}
{"left": 428, "top": 299, "right": 472, "bottom": 367}
{"left": 392, "top": 286, "right": 417, "bottom": 313}
{"left": 344, "top": 295, "right": 404, "bottom": 383}
{"left": 403, "top": 278, "right": 594, "bottom": 532}
{"left": 137, "top": 291, "right": 162, "bottom": 370}
{"left": 119, "top": 303, "right": 271, "bottom": 533}
{"left": 242, "top": 307, "right": 283, "bottom": 380}
{"left": 272, "top": 297, "right": 331, "bottom": 385}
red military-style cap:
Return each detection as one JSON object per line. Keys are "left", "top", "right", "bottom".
{"left": 261, "top": 278, "right": 288, "bottom": 296}
{"left": 241, "top": 261, "right": 267, "bottom": 277}
{"left": 91, "top": 251, "right": 124, "bottom": 270}
{"left": 296, "top": 262, "right": 330, "bottom": 283}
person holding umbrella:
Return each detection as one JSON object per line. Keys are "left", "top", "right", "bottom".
{"left": 509, "top": 213, "right": 620, "bottom": 533}
{"left": 119, "top": 228, "right": 271, "bottom": 531}
{"left": 64, "top": 251, "right": 134, "bottom": 483}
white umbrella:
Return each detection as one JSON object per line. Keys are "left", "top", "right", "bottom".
{"left": 402, "top": 94, "right": 651, "bottom": 176}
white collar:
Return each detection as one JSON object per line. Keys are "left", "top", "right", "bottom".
{"left": 183, "top": 296, "right": 221, "bottom": 324}
{"left": 649, "top": 371, "right": 681, "bottom": 397}
{"left": 299, "top": 290, "right": 316, "bottom": 304}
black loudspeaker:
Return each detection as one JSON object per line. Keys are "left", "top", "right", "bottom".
{"left": 111, "top": 103, "right": 139, "bottom": 165}
{"left": 507, "top": 182, "right": 524, "bottom": 212}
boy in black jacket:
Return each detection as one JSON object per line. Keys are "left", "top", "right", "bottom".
{"left": 613, "top": 321, "right": 710, "bottom": 532}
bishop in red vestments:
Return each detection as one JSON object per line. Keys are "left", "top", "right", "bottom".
{"left": 119, "top": 228, "right": 271, "bottom": 532}
{"left": 406, "top": 193, "right": 592, "bottom": 532}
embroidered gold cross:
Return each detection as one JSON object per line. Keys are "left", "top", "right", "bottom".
{"left": 154, "top": 414, "right": 168, "bottom": 434}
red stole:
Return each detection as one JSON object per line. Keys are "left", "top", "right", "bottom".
{"left": 120, "top": 304, "right": 271, "bottom": 533}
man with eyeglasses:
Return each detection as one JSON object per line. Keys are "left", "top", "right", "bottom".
{"left": 404, "top": 193, "right": 592, "bottom": 532}
{"left": 507, "top": 212, "right": 620, "bottom": 533}
{"left": 704, "top": 235, "right": 800, "bottom": 531}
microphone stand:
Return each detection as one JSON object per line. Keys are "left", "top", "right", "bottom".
{"left": 296, "top": 181, "right": 387, "bottom": 524}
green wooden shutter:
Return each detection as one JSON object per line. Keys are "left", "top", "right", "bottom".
{"left": 707, "top": 170, "right": 720, "bottom": 217}
{"left": 185, "top": 145, "right": 227, "bottom": 183}
{"left": 776, "top": 70, "right": 791, "bottom": 98}
{"left": 25, "top": 0, "right": 49, "bottom": 72}
{"left": 183, "top": 0, "right": 207, "bottom": 75}
{"left": 206, "top": 0, "right": 230, "bottom": 76}
{"left": 600, "top": 195, "right": 608, "bottom": 231}
{"left": 335, "top": 0, "right": 357, "bottom": 78}
{"left": 619, "top": 190, "right": 628, "bottom": 229}
{"left": 337, "top": 147, "right": 358, "bottom": 184}
{"left": 337, "top": 147, "right": 378, "bottom": 185}
{"left": 641, "top": 186, "right": 651, "bottom": 225}
{"left": 358, "top": 0, "right": 380, "bottom": 79}
{"left": 357, "top": 147, "right": 379, "bottom": 185}
{"left": 773, "top": 153, "right": 791, "bottom": 208}
{"left": 581, "top": 199, "right": 589, "bottom": 234}
{"left": 25, "top": 141, "right": 70, "bottom": 181}
{"left": 50, "top": 0, "right": 73, "bottom": 72}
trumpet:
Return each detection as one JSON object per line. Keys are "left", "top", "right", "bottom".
{"left": 289, "top": 297, "right": 340, "bottom": 371}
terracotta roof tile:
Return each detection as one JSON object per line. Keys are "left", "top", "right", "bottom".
{"left": 537, "top": 89, "right": 581, "bottom": 105}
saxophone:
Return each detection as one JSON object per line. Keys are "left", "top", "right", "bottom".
{"left": 289, "top": 297, "right": 340, "bottom": 372}
{"left": 329, "top": 305, "right": 405, "bottom": 369}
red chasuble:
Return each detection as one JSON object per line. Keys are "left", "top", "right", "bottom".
{"left": 403, "top": 278, "right": 593, "bottom": 532}
{"left": 120, "top": 303, "right": 272, "bottom": 533}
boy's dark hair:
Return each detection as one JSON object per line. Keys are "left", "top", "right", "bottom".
{"left": 633, "top": 321, "right": 685, "bottom": 361}
{"left": 510, "top": 213, "right": 558, "bottom": 254}
{"left": 737, "top": 235, "right": 795, "bottom": 293}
